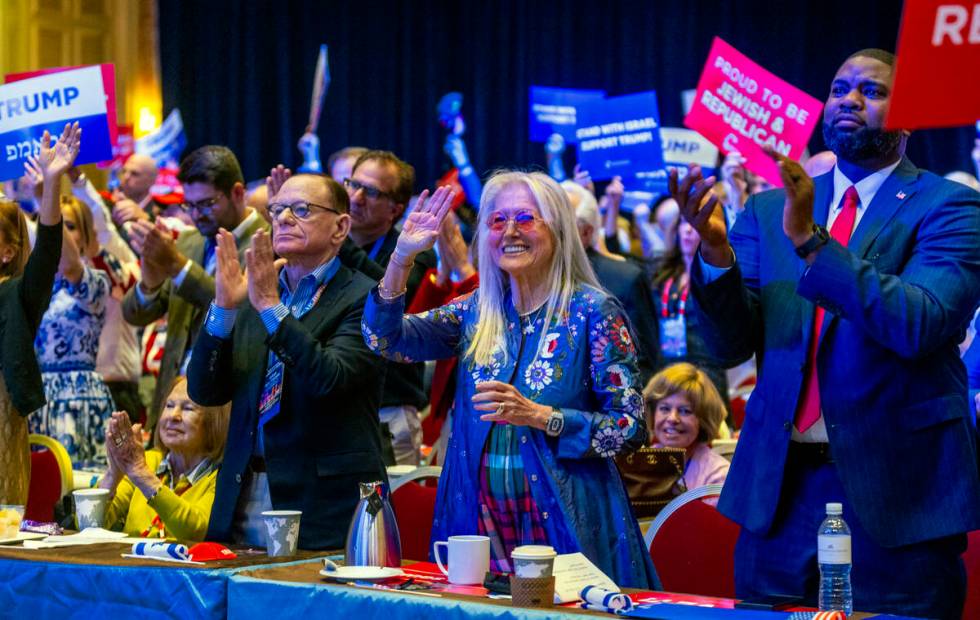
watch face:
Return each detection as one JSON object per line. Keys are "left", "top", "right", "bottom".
{"left": 547, "top": 412, "right": 564, "bottom": 436}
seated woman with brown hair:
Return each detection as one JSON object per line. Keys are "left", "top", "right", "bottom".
{"left": 98, "top": 377, "right": 230, "bottom": 542}
{"left": 644, "top": 362, "right": 730, "bottom": 491}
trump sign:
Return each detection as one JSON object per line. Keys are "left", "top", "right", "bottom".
{"left": 0, "top": 65, "right": 113, "bottom": 181}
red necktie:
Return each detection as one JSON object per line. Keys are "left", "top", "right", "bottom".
{"left": 795, "top": 186, "right": 859, "bottom": 432}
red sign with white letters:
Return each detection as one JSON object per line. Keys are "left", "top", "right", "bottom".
{"left": 684, "top": 37, "right": 823, "bottom": 186}
{"left": 886, "top": 0, "right": 980, "bottom": 129}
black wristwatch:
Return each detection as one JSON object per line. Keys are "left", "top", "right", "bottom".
{"left": 545, "top": 408, "right": 565, "bottom": 437}
{"left": 794, "top": 225, "right": 830, "bottom": 259}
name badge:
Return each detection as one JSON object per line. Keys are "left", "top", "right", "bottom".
{"left": 659, "top": 315, "right": 688, "bottom": 358}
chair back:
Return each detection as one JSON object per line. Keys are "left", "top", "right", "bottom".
{"left": 616, "top": 446, "right": 686, "bottom": 519}
{"left": 644, "top": 484, "right": 740, "bottom": 598}
{"left": 25, "top": 435, "right": 73, "bottom": 522}
{"left": 390, "top": 466, "right": 442, "bottom": 562}
{"left": 962, "top": 530, "right": 980, "bottom": 620}
{"left": 28, "top": 435, "right": 73, "bottom": 493}
{"left": 710, "top": 439, "right": 738, "bottom": 462}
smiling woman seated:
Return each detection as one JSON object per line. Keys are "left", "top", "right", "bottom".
{"left": 98, "top": 377, "right": 230, "bottom": 542}
{"left": 644, "top": 363, "right": 730, "bottom": 491}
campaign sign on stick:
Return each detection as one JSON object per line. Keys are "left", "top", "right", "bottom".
{"left": 135, "top": 109, "right": 186, "bottom": 195}
{"left": 886, "top": 0, "right": 980, "bottom": 129}
{"left": 135, "top": 108, "right": 187, "bottom": 166}
{"left": 661, "top": 127, "right": 719, "bottom": 179}
{"left": 684, "top": 37, "right": 822, "bottom": 186}
{"left": 98, "top": 124, "right": 134, "bottom": 170}
{"left": 529, "top": 86, "right": 606, "bottom": 143}
{"left": 6, "top": 63, "right": 118, "bottom": 144}
{"left": 575, "top": 91, "right": 665, "bottom": 182}
{"left": 0, "top": 65, "right": 112, "bottom": 181}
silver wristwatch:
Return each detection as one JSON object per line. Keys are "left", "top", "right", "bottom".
{"left": 545, "top": 408, "right": 565, "bottom": 437}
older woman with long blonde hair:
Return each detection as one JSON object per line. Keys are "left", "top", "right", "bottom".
{"left": 362, "top": 171, "right": 657, "bottom": 588}
{"left": 0, "top": 124, "right": 80, "bottom": 504}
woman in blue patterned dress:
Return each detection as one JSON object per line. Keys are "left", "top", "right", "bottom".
{"left": 30, "top": 194, "right": 114, "bottom": 468}
{"left": 363, "top": 171, "right": 658, "bottom": 588}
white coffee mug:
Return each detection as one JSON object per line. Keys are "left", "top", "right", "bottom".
{"left": 433, "top": 535, "right": 490, "bottom": 585}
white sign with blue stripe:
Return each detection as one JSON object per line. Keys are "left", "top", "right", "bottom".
{"left": 0, "top": 65, "right": 113, "bottom": 181}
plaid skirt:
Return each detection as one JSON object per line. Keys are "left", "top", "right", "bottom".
{"left": 477, "top": 423, "right": 548, "bottom": 573}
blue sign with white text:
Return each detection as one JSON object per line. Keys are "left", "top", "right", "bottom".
{"left": 0, "top": 66, "right": 112, "bottom": 181}
{"left": 528, "top": 86, "right": 606, "bottom": 143}
{"left": 574, "top": 91, "right": 665, "bottom": 182}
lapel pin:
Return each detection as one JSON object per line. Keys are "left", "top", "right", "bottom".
{"left": 896, "top": 191, "right": 906, "bottom": 199}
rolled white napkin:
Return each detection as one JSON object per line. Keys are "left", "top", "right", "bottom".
{"left": 580, "top": 585, "right": 633, "bottom": 613}
{"left": 130, "top": 541, "right": 190, "bottom": 561}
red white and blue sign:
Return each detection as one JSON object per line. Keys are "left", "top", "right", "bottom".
{"left": 529, "top": 86, "right": 606, "bottom": 143}
{"left": 574, "top": 91, "right": 665, "bottom": 182}
{"left": 0, "top": 65, "right": 113, "bottom": 181}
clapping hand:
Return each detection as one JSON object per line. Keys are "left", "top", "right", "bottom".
{"left": 23, "top": 156, "right": 44, "bottom": 199}
{"left": 435, "top": 211, "right": 475, "bottom": 285}
{"left": 394, "top": 186, "right": 456, "bottom": 261}
{"left": 244, "top": 229, "right": 286, "bottom": 312}
{"left": 762, "top": 145, "right": 814, "bottom": 248}
{"left": 214, "top": 228, "right": 248, "bottom": 309}
{"left": 112, "top": 198, "right": 149, "bottom": 226}
{"left": 31, "top": 122, "right": 82, "bottom": 183}
{"left": 105, "top": 411, "right": 147, "bottom": 477}
{"left": 668, "top": 165, "right": 729, "bottom": 265}
{"left": 266, "top": 164, "right": 292, "bottom": 202}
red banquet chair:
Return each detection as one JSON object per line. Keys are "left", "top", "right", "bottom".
{"left": 728, "top": 376, "right": 756, "bottom": 432}
{"left": 644, "top": 484, "right": 740, "bottom": 598}
{"left": 962, "top": 530, "right": 980, "bottom": 620}
{"left": 389, "top": 466, "right": 442, "bottom": 562}
{"left": 25, "top": 435, "right": 73, "bottom": 522}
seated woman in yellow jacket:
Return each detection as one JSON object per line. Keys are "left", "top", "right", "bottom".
{"left": 98, "top": 377, "right": 230, "bottom": 542}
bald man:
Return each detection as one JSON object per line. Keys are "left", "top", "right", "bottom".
{"left": 112, "top": 154, "right": 165, "bottom": 228}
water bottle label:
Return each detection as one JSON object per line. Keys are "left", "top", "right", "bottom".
{"left": 817, "top": 535, "right": 851, "bottom": 564}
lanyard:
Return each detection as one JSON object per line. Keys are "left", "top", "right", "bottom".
{"left": 140, "top": 475, "right": 193, "bottom": 539}
{"left": 661, "top": 277, "right": 689, "bottom": 318}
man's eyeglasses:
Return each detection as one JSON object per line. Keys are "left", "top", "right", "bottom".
{"left": 487, "top": 210, "right": 541, "bottom": 233}
{"left": 268, "top": 201, "right": 342, "bottom": 220}
{"left": 344, "top": 178, "right": 393, "bottom": 201}
{"left": 180, "top": 196, "right": 222, "bottom": 215}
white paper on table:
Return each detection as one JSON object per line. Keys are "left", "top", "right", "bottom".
{"left": 551, "top": 552, "right": 620, "bottom": 604}
{"left": 22, "top": 530, "right": 147, "bottom": 549}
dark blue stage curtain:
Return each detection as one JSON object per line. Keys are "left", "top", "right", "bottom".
{"left": 159, "top": 0, "right": 977, "bottom": 188}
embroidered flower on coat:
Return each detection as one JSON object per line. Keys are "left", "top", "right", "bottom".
{"left": 620, "top": 388, "right": 644, "bottom": 418}
{"left": 606, "top": 364, "right": 631, "bottom": 389}
{"left": 610, "top": 317, "right": 633, "bottom": 354}
{"left": 524, "top": 360, "right": 554, "bottom": 391}
{"left": 361, "top": 324, "right": 381, "bottom": 351}
{"left": 592, "top": 425, "right": 625, "bottom": 458}
{"left": 541, "top": 333, "right": 560, "bottom": 359}
{"left": 472, "top": 359, "right": 502, "bottom": 384}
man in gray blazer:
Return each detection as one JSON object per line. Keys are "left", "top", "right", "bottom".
{"left": 122, "top": 145, "right": 269, "bottom": 430}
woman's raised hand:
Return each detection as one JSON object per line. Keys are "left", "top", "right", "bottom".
{"left": 33, "top": 122, "right": 82, "bottom": 182}
{"left": 394, "top": 185, "right": 456, "bottom": 260}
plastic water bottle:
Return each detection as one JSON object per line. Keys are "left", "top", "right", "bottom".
{"left": 817, "top": 502, "right": 853, "bottom": 615}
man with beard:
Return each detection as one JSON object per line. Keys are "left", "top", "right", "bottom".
{"left": 123, "top": 146, "right": 269, "bottom": 429}
{"left": 670, "top": 49, "right": 980, "bottom": 618}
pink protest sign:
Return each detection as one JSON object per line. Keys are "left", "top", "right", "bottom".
{"left": 6, "top": 63, "right": 118, "bottom": 144}
{"left": 684, "top": 37, "right": 823, "bottom": 186}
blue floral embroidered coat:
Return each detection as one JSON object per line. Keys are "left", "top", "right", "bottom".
{"left": 363, "top": 284, "right": 660, "bottom": 589}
